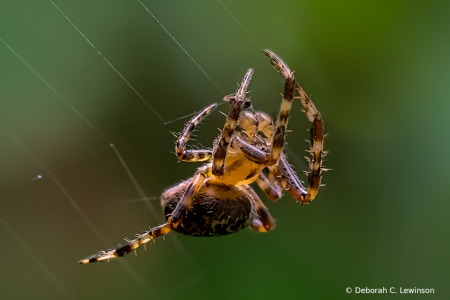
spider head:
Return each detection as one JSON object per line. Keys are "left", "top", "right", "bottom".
{"left": 222, "top": 94, "right": 252, "bottom": 110}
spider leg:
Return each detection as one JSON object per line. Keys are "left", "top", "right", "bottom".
{"left": 239, "top": 185, "right": 275, "bottom": 232}
{"left": 78, "top": 164, "right": 213, "bottom": 264}
{"left": 212, "top": 68, "right": 253, "bottom": 176}
{"left": 230, "top": 144, "right": 316, "bottom": 204}
{"left": 275, "top": 153, "right": 310, "bottom": 203}
{"left": 175, "top": 103, "right": 217, "bottom": 162}
{"left": 233, "top": 51, "right": 325, "bottom": 202}
{"left": 255, "top": 167, "right": 282, "bottom": 202}
{"left": 167, "top": 164, "right": 212, "bottom": 228}
{"left": 78, "top": 223, "right": 172, "bottom": 264}
{"left": 264, "top": 50, "right": 325, "bottom": 202}
{"left": 293, "top": 83, "right": 324, "bottom": 203}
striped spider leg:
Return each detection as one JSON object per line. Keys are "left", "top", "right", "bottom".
{"left": 240, "top": 184, "right": 276, "bottom": 232}
{"left": 233, "top": 50, "right": 325, "bottom": 203}
{"left": 175, "top": 103, "right": 218, "bottom": 162}
{"left": 212, "top": 68, "right": 254, "bottom": 176}
{"left": 264, "top": 49, "right": 325, "bottom": 202}
{"left": 255, "top": 167, "right": 283, "bottom": 202}
{"left": 78, "top": 164, "right": 213, "bottom": 264}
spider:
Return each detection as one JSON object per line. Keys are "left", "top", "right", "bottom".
{"left": 78, "top": 50, "right": 326, "bottom": 264}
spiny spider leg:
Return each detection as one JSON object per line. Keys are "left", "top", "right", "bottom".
{"left": 255, "top": 168, "right": 282, "bottom": 202}
{"left": 78, "top": 223, "right": 171, "bottom": 264}
{"left": 264, "top": 50, "right": 325, "bottom": 202}
{"left": 275, "top": 153, "right": 309, "bottom": 203}
{"left": 212, "top": 68, "right": 253, "bottom": 176}
{"left": 78, "top": 164, "right": 212, "bottom": 264}
{"left": 176, "top": 103, "right": 218, "bottom": 162}
{"left": 240, "top": 185, "right": 275, "bottom": 232}
{"left": 167, "top": 164, "right": 212, "bottom": 228}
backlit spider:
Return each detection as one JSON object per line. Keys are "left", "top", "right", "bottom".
{"left": 79, "top": 50, "right": 326, "bottom": 264}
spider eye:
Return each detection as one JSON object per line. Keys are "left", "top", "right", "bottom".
{"left": 243, "top": 100, "right": 252, "bottom": 109}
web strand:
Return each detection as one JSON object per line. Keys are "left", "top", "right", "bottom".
{"left": 49, "top": 0, "right": 166, "bottom": 123}
{"left": 97, "top": 102, "right": 227, "bottom": 153}
{"left": 218, "top": 0, "right": 261, "bottom": 50}
{"left": 163, "top": 111, "right": 199, "bottom": 126}
{"left": 0, "top": 125, "right": 150, "bottom": 294}
{"left": 163, "top": 101, "right": 228, "bottom": 126}
{"left": 110, "top": 144, "right": 159, "bottom": 219}
{"left": 34, "top": 102, "right": 227, "bottom": 182}
{"left": 119, "top": 197, "right": 158, "bottom": 204}
{"left": 138, "top": 0, "right": 225, "bottom": 95}
{"left": 0, "top": 37, "right": 100, "bottom": 134}
{"left": 0, "top": 218, "right": 74, "bottom": 300}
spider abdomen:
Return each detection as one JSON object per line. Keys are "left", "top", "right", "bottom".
{"left": 161, "top": 179, "right": 255, "bottom": 237}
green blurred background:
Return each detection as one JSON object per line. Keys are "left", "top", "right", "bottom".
{"left": 1, "top": 0, "right": 449, "bottom": 299}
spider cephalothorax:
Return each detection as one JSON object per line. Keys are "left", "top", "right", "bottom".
{"left": 79, "top": 50, "right": 327, "bottom": 263}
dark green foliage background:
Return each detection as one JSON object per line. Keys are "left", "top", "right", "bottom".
{"left": 1, "top": 1, "right": 449, "bottom": 299}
